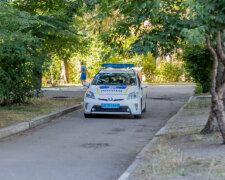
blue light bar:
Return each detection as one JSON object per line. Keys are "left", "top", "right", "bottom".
{"left": 102, "top": 63, "right": 135, "bottom": 68}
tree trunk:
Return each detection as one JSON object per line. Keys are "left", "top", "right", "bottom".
{"left": 64, "top": 60, "right": 70, "bottom": 83}
{"left": 201, "top": 62, "right": 224, "bottom": 134}
{"left": 201, "top": 35, "right": 225, "bottom": 134}
{"left": 33, "top": 71, "right": 42, "bottom": 89}
{"left": 60, "top": 59, "right": 70, "bottom": 84}
{"left": 204, "top": 34, "right": 225, "bottom": 144}
{"left": 213, "top": 97, "right": 225, "bottom": 144}
{"left": 200, "top": 105, "right": 218, "bottom": 134}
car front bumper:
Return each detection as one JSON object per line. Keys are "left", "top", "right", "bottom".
{"left": 84, "top": 96, "right": 141, "bottom": 115}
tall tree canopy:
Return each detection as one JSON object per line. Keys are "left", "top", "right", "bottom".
{"left": 0, "top": 0, "right": 90, "bottom": 104}
{"left": 13, "top": 0, "right": 90, "bottom": 83}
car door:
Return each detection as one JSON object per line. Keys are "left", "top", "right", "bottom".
{"left": 137, "top": 74, "right": 144, "bottom": 110}
{"left": 138, "top": 72, "right": 148, "bottom": 110}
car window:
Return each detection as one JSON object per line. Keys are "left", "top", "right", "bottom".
{"left": 92, "top": 73, "right": 137, "bottom": 86}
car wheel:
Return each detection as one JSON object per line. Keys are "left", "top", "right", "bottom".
{"left": 84, "top": 113, "right": 92, "bottom": 118}
{"left": 134, "top": 114, "right": 142, "bottom": 119}
{"left": 142, "top": 101, "right": 146, "bottom": 112}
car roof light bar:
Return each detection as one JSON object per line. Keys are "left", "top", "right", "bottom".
{"left": 102, "top": 63, "right": 135, "bottom": 68}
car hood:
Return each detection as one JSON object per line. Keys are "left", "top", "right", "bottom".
{"left": 89, "top": 85, "right": 137, "bottom": 95}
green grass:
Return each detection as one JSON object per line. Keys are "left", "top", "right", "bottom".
{"left": 133, "top": 142, "right": 210, "bottom": 180}
{"left": 208, "top": 160, "right": 225, "bottom": 179}
{"left": 134, "top": 143, "right": 185, "bottom": 179}
{"left": 0, "top": 97, "right": 82, "bottom": 128}
{"left": 185, "top": 99, "right": 211, "bottom": 109}
{"left": 132, "top": 137, "right": 221, "bottom": 180}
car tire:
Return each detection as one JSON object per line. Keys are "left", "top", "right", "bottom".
{"left": 134, "top": 114, "right": 142, "bottom": 119}
{"left": 142, "top": 101, "right": 146, "bottom": 112}
{"left": 84, "top": 113, "right": 92, "bottom": 118}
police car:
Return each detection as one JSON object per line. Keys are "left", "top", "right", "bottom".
{"left": 83, "top": 63, "right": 148, "bottom": 118}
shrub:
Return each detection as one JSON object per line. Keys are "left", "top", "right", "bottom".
{"left": 182, "top": 45, "right": 212, "bottom": 93}
{"left": 0, "top": 3, "right": 46, "bottom": 105}
{"left": 155, "top": 61, "right": 185, "bottom": 82}
{"left": 140, "top": 53, "right": 156, "bottom": 82}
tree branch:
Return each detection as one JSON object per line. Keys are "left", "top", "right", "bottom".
{"left": 217, "top": 30, "right": 225, "bottom": 65}
{"left": 206, "top": 37, "right": 218, "bottom": 96}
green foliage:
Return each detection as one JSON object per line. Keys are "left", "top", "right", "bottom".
{"left": 194, "top": 83, "right": 204, "bottom": 95}
{"left": 93, "top": 0, "right": 187, "bottom": 58}
{"left": 155, "top": 61, "right": 184, "bottom": 83}
{"left": 14, "top": 0, "right": 90, "bottom": 59}
{"left": 92, "top": 0, "right": 225, "bottom": 63}
{"left": 0, "top": 0, "right": 90, "bottom": 104}
{"left": 43, "top": 40, "right": 103, "bottom": 84}
{"left": 139, "top": 53, "right": 156, "bottom": 82}
{"left": 0, "top": 2, "right": 47, "bottom": 104}
{"left": 182, "top": 45, "right": 212, "bottom": 93}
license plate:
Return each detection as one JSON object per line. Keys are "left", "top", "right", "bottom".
{"left": 101, "top": 104, "right": 120, "bottom": 108}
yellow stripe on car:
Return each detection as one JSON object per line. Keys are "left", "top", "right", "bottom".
{"left": 97, "top": 87, "right": 99, "bottom": 94}
{"left": 124, "top": 86, "right": 131, "bottom": 95}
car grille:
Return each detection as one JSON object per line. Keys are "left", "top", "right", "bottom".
{"left": 98, "top": 98, "right": 124, "bottom": 101}
{"left": 92, "top": 105, "right": 129, "bottom": 112}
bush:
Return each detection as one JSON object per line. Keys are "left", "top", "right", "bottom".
{"left": 155, "top": 61, "right": 185, "bottom": 82}
{"left": 194, "top": 83, "right": 204, "bottom": 95}
{"left": 182, "top": 45, "right": 212, "bottom": 93}
{"left": 140, "top": 53, "right": 156, "bottom": 82}
{"left": 0, "top": 3, "right": 46, "bottom": 105}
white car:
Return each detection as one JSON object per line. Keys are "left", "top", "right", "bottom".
{"left": 83, "top": 63, "right": 148, "bottom": 118}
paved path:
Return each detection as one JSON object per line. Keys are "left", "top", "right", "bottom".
{"left": 0, "top": 85, "right": 194, "bottom": 180}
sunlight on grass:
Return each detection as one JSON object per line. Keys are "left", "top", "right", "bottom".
{"left": 185, "top": 99, "right": 211, "bottom": 109}
{"left": 134, "top": 143, "right": 186, "bottom": 179}
{"left": 0, "top": 97, "right": 82, "bottom": 128}
{"left": 133, "top": 139, "right": 213, "bottom": 180}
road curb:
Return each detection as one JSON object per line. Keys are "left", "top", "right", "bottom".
{"left": 155, "top": 96, "right": 193, "bottom": 137}
{"left": 118, "top": 96, "right": 193, "bottom": 180}
{"left": 0, "top": 103, "right": 83, "bottom": 139}
{"left": 29, "top": 103, "right": 83, "bottom": 128}
{"left": 0, "top": 122, "right": 30, "bottom": 139}
{"left": 148, "top": 83, "right": 195, "bottom": 86}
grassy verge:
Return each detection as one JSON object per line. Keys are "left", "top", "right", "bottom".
{"left": 134, "top": 143, "right": 187, "bottom": 179}
{"left": 0, "top": 97, "right": 82, "bottom": 128}
{"left": 133, "top": 133, "right": 224, "bottom": 180}
{"left": 185, "top": 98, "right": 211, "bottom": 109}
{"left": 130, "top": 98, "right": 225, "bottom": 180}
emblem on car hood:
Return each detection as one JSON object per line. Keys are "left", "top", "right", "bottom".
{"left": 107, "top": 97, "right": 114, "bottom": 101}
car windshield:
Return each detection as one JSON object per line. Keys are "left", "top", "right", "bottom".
{"left": 92, "top": 73, "right": 137, "bottom": 86}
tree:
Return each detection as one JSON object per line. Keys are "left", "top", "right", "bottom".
{"left": 13, "top": 0, "right": 89, "bottom": 84}
{"left": 0, "top": 2, "right": 49, "bottom": 104}
{"left": 187, "top": 0, "right": 225, "bottom": 142}
{"left": 92, "top": 0, "right": 225, "bottom": 143}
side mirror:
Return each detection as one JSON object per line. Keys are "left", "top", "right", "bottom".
{"left": 141, "top": 83, "right": 148, "bottom": 89}
{"left": 83, "top": 82, "right": 90, "bottom": 88}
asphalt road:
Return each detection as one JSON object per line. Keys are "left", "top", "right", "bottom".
{"left": 0, "top": 85, "right": 194, "bottom": 180}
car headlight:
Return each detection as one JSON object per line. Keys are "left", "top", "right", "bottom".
{"left": 127, "top": 92, "right": 138, "bottom": 100}
{"left": 86, "top": 91, "right": 95, "bottom": 99}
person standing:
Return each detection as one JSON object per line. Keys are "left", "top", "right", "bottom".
{"left": 80, "top": 61, "right": 87, "bottom": 86}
